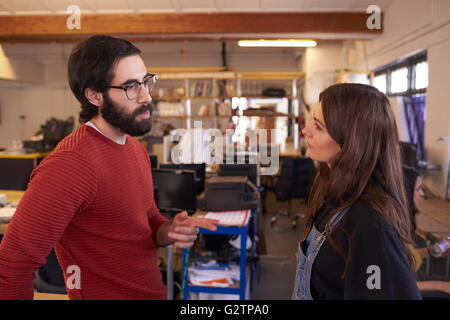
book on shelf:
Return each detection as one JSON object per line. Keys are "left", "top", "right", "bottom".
{"left": 196, "top": 101, "right": 232, "bottom": 117}
{"left": 198, "top": 104, "right": 209, "bottom": 117}
{"left": 190, "top": 80, "right": 235, "bottom": 98}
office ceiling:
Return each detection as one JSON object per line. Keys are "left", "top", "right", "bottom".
{"left": 0, "top": 0, "right": 390, "bottom": 42}
{"left": 0, "top": 0, "right": 392, "bottom": 15}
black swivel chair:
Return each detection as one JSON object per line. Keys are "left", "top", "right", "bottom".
{"left": 269, "top": 157, "right": 315, "bottom": 228}
{"left": 34, "top": 248, "right": 67, "bottom": 294}
{"left": 149, "top": 154, "right": 158, "bottom": 168}
{"left": 399, "top": 141, "right": 418, "bottom": 169}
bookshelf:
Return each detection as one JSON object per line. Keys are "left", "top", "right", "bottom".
{"left": 148, "top": 68, "right": 305, "bottom": 152}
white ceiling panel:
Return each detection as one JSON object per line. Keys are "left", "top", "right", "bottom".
{"left": 131, "top": 0, "right": 177, "bottom": 13}
{"left": 304, "top": 0, "right": 352, "bottom": 11}
{"left": 42, "top": 0, "right": 88, "bottom": 13}
{"left": 216, "top": 0, "right": 261, "bottom": 12}
{"left": 0, "top": 0, "right": 52, "bottom": 13}
{"left": 347, "top": 0, "right": 392, "bottom": 11}
{"left": 304, "top": 0, "right": 391, "bottom": 12}
{"left": 266, "top": 0, "right": 307, "bottom": 12}
{"left": 179, "top": 0, "right": 216, "bottom": 12}
{"left": 86, "top": 0, "right": 134, "bottom": 13}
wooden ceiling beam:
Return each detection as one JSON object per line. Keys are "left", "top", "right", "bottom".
{"left": 0, "top": 12, "right": 382, "bottom": 43}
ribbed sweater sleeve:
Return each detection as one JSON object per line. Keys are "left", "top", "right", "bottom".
{"left": 141, "top": 149, "right": 168, "bottom": 245}
{"left": 147, "top": 197, "right": 169, "bottom": 246}
{"left": 0, "top": 151, "right": 97, "bottom": 299}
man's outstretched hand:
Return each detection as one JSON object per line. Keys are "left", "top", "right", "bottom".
{"left": 167, "top": 211, "right": 217, "bottom": 248}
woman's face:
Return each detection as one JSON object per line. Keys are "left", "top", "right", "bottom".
{"left": 414, "top": 176, "right": 425, "bottom": 208}
{"left": 302, "top": 103, "right": 341, "bottom": 164}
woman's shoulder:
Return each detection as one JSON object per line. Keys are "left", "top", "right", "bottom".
{"left": 340, "top": 200, "right": 395, "bottom": 236}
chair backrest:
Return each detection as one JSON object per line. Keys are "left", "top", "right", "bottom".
{"left": 274, "top": 157, "right": 315, "bottom": 202}
{"left": 399, "top": 141, "right": 418, "bottom": 169}
{"left": 148, "top": 154, "right": 158, "bottom": 168}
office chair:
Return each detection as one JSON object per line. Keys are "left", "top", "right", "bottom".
{"left": 149, "top": 154, "right": 158, "bottom": 168}
{"left": 269, "top": 157, "right": 315, "bottom": 228}
{"left": 399, "top": 141, "right": 418, "bottom": 169}
{"left": 34, "top": 248, "right": 67, "bottom": 294}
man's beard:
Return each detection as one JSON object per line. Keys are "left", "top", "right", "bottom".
{"left": 101, "top": 93, "right": 152, "bottom": 137}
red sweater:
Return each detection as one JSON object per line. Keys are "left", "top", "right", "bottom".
{"left": 0, "top": 125, "right": 168, "bottom": 299}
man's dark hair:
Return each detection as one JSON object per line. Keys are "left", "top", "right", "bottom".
{"left": 68, "top": 35, "right": 141, "bottom": 123}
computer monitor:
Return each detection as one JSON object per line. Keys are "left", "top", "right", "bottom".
{"left": 218, "top": 164, "right": 258, "bottom": 186}
{"left": 152, "top": 169, "right": 197, "bottom": 215}
{"left": 160, "top": 163, "right": 206, "bottom": 194}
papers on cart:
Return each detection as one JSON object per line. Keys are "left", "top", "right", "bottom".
{"left": 203, "top": 210, "right": 250, "bottom": 226}
{"left": 188, "top": 261, "right": 239, "bottom": 287}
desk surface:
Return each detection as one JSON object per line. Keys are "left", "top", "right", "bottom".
{"left": 416, "top": 197, "right": 450, "bottom": 239}
{"left": 33, "top": 292, "right": 69, "bottom": 300}
{"left": 0, "top": 151, "right": 50, "bottom": 159}
{"left": 0, "top": 190, "right": 25, "bottom": 202}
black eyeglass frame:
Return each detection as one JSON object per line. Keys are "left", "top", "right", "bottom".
{"left": 106, "top": 73, "right": 158, "bottom": 100}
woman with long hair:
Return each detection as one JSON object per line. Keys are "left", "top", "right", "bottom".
{"left": 403, "top": 166, "right": 450, "bottom": 299}
{"left": 292, "top": 83, "right": 421, "bottom": 299}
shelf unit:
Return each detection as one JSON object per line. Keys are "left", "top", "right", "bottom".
{"left": 181, "top": 218, "right": 251, "bottom": 300}
{"left": 148, "top": 68, "right": 305, "bottom": 151}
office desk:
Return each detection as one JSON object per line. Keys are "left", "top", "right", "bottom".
{"left": 415, "top": 197, "right": 450, "bottom": 239}
{"left": 415, "top": 197, "right": 450, "bottom": 276}
{"left": 0, "top": 152, "right": 50, "bottom": 190}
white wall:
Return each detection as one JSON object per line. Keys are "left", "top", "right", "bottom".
{"left": 0, "top": 40, "right": 301, "bottom": 149}
{"left": 302, "top": 41, "right": 345, "bottom": 123}
{"left": 354, "top": 0, "right": 450, "bottom": 198}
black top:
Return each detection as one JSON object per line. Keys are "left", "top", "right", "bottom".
{"left": 310, "top": 200, "right": 421, "bottom": 300}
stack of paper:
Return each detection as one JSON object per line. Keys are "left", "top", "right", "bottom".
{"left": 188, "top": 261, "right": 239, "bottom": 287}
{"left": 203, "top": 210, "right": 250, "bottom": 226}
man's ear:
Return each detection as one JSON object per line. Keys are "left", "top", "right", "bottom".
{"left": 85, "top": 88, "right": 103, "bottom": 107}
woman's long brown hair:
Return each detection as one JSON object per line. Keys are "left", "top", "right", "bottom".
{"left": 303, "top": 83, "right": 416, "bottom": 277}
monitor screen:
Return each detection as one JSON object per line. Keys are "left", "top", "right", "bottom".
{"left": 152, "top": 169, "right": 197, "bottom": 214}
{"left": 218, "top": 164, "right": 258, "bottom": 186}
{"left": 160, "top": 163, "right": 206, "bottom": 194}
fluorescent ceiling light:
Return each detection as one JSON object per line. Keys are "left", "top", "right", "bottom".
{"left": 238, "top": 39, "right": 317, "bottom": 47}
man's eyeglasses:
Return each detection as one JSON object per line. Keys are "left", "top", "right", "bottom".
{"left": 106, "top": 73, "right": 158, "bottom": 100}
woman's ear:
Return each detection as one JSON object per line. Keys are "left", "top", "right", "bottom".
{"left": 84, "top": 88, "right": 103, "bottom": 107}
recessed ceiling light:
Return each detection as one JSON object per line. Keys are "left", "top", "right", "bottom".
{"left": 238, "top": 39, "right": 317, "bottom": 47}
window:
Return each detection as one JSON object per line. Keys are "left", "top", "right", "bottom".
{"left": 374, "top": 51, "right": 427, "bottom": 96}
{"left": 390, "top": 67, "right": 408, "bottom": 94}
{"left": 373, "top": 74, "right": 387, "bottom": 93}
{"left": 372, "top": 51, "right": 427, "bottom": 162}
{"left": 414, "top": 61, "right": 428, "bottom": 90}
